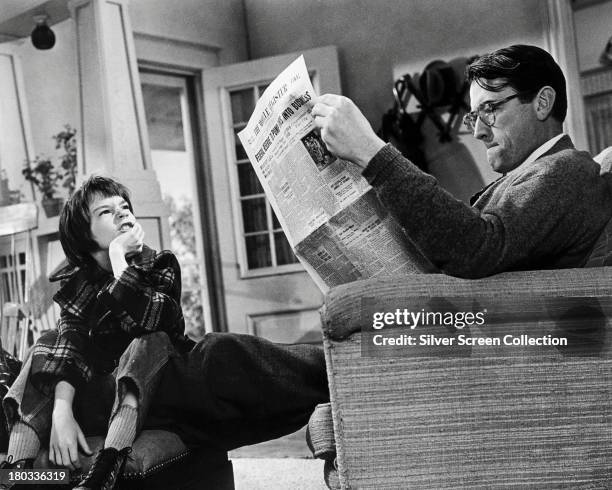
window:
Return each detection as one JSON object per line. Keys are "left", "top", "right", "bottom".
{"left": 228, "top": 84, "right": 300, "bottom": 274}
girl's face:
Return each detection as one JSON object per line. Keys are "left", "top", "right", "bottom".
{"left": 88, "top": 194, "right": 136, "bottom": 250}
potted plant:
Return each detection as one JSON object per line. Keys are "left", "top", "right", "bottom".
{"left": 54, "top": 125, "right": 77, "bottom": 197}
{"left": 22, "top": 156, "right": 62, "bottom": 217}
{"left": 22, "top": 125, "right": 77, "bottom": 217}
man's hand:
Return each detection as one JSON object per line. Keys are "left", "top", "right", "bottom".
{"left": 109, "top": 221, "right": 144, "bottom": 258}
{"left": 311, "top": 94, "right": 386, "bottom": 168}
{"left": 50, "top": 401, "right": 92, "bottom": 470}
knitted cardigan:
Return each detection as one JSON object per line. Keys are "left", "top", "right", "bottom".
{"left": 363, "top": 136, "right": 612, "bottom": 278}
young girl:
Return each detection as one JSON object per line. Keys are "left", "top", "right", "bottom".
{"left": 1, "top": 176, "right": 328, "bottom": 490}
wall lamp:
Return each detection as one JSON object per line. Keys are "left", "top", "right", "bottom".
{"left": 31, "top": 14, "right": 56, "bottom": 50}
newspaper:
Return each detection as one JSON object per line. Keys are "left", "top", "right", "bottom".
{"left": 237, "top": 56, "right": 433, "bottom": 292}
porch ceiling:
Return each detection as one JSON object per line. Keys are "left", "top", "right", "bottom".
{"left": 0, "top": 0, "right": 70, "bottom": 41}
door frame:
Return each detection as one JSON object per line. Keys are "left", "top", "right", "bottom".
{"left": 542, "top": 0, "right": 589, "bottom": 150}
{"left": 136, "top": 35, "right": 228, "bottom": 333}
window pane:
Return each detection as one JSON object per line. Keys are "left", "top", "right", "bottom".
{"left": 258, "top": 84, "right": 270, "bottom": 96}
{"left": 238, "top": 163, "right": 263, "bottom": 196}
{"left": 275, "top": 231, "right": 298, "bottom": 265}
{"left": 1, "top": 274, "right": 9, "bottom": 303}
{"left": 234, "top": 129, "right": 248, "bottom": 161}
{"left": 141, "top": 84, "right": 185, "bottom": 151}
{"left": 180, "top": 262, "right": 206, "bottom": 341}
{"left": 230, "top": 89, "right": 254, "bottom": 124}
{"left": 272, "top": 208, "right": 281, "bottom": 230}
{"left": 164, "top": 196, "right": 205, "bottom": 337}
{"left": 242, "top": 198, "right": 268, "bottom": 233}
{"left": 585, "top": 93, "right": 612, "bottom": 154}
{"left": 246, "top": 234, "right": 272, "bottom": 269}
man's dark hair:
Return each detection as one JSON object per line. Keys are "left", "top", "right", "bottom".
{"left": 59, "top": 175, "right": 133, "bottom": 268}
{"left": 466, "top": 44, "right": 567, "bottom": 123}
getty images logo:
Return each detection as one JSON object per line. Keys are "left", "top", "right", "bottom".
{"left": 371, "top": 308, "right": 487, "bottom": 330}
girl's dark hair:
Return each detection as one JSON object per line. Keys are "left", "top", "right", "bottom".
{"left": 59, "top": 175, "right": 133, "bottom": 268}
{"left": 466, "top": 44, "right": 567, "bottom": 123}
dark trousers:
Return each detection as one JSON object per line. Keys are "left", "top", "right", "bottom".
{"left": 5, "top": 331, "right": 329, "bottom": 451}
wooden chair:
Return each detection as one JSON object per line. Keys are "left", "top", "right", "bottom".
{"left": 313, "top": 147, "right": 612, "bottom": 488}
{"left": 0, "top": 203, "right": 38, "bottom": 360}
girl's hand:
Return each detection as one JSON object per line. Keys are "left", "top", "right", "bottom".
{"left": 108, "top": 222, "right": 145, "bottom": 278}
{"left": 50, "top": 402, "right": 92, "bottom": 470}
{"left": 110, "top": 222, "right": 145, "bottom": 258}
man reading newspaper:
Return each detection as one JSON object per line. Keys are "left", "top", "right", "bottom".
{"left": 311, "top": 44, "right": 612, "bottom": 278}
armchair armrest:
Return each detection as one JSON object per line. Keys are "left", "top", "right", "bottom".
{"left": 322, "top": 267, "right": 612, "bottom": 339}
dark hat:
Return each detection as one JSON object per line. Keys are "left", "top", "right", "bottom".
{"left": 419, "top": 57, "right": 469, "bottom": 107}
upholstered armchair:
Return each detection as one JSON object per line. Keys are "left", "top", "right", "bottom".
{"left": 309, "top": 147, "right": 612, "bottom": 489}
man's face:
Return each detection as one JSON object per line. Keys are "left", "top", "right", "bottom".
{"left": 89, "top": 194, "right": 135, "bottom": 250}
{"left": 468, "top": 79, "right": 540, "bottom": 174}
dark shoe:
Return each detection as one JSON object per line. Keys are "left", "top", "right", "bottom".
{"left": 73, "top": 447, "right": 131, "bottom": 490}
{"left": 0, "top": 457, "right": 35, "bottom": 489}
{"left": 0, "top": 457, "right": 34, "bottom": 469}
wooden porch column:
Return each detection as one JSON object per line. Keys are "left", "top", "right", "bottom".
{"left": 68, "top": 0, "right": 169, "bottom": 250}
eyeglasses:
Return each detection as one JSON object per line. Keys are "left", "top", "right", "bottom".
{"left": 462, "top": 92, "right": 524, "bottom": 132}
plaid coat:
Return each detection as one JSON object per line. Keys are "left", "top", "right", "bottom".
{"left": 30, "top": 246, "right": 192, "bottom": 394}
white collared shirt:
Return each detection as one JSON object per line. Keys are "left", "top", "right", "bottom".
{"left": 509, "top": 133, "right": 566, "bottom": 175}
